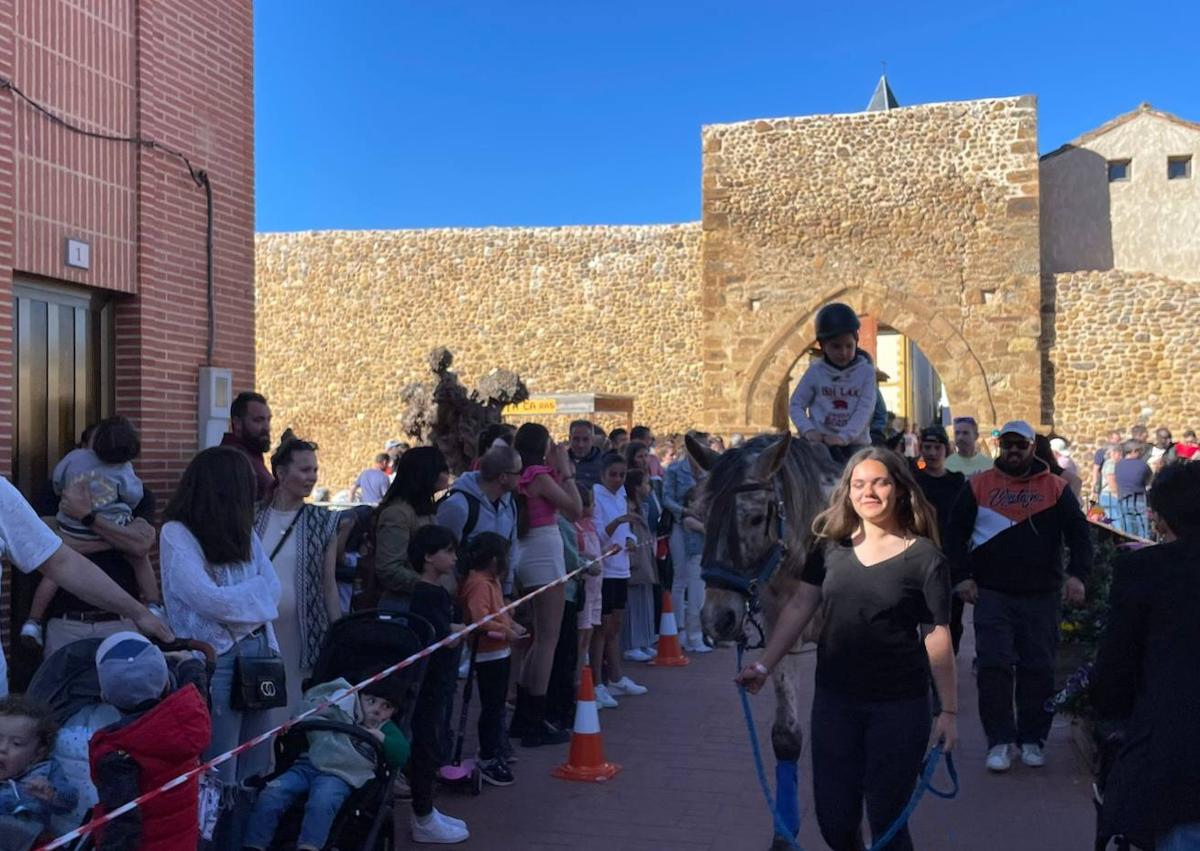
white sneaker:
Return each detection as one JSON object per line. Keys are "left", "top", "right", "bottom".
{"left": 622, "top": 648, "right": 652, "bottom": 663}
{"left": 1020, "top": 743, "right": 1045, "bottom": 767}
{"left": 986, "top": 744, "right": 1013, "bottom": 772}
{"left": 594, "top": 684, "right": 619, "bottom": 709}
{"left": 19, "top": 620, "right": 44, "bottom": 650}
{"left": 642, "top": 645, "right": 658, "bottom": 659}
{"left": 687, "top": 639, "right": 713, "bottom": 654}
{"left": 608, "top": 676, "right": 648, "bottom": 696}
{"left": 412, "top": 808, "right": 469, "bottom": 844}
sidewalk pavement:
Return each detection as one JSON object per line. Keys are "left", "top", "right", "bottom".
{"left": 394, "top": 623, "right": 1096, "bottom": 850}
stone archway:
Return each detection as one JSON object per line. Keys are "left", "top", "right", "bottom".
{"left": 739, "top": 284, "right": 998, "bottom": 432}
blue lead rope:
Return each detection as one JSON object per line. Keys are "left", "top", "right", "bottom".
{"left": 736, "top": 644, "right": 804, "bottom": 849}
{"left": 735, "top": 646, "right": 959, "bottom": 851}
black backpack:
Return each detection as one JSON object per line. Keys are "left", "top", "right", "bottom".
{"left": 438, "top": 487, "right": 518, "bottom": 578}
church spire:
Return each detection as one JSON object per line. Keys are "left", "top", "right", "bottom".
{"left": 866, "top": 74, "right": 899, "bottom": 112}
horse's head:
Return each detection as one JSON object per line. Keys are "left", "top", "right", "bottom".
{"left": 687, "top": 431, "right": 840, "bottom": 644}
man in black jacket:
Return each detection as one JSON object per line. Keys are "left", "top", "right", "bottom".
{"left": 1093, "top": 462, "right": 1200, "bottom": 849}
{"left": 912, "top": 426, "right": 967, "bottom": 653}
{"left": 945, "top": 420, "right": 1091, "bottom": 774}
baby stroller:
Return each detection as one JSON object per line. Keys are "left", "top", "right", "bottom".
{"left": 250, "top": 609, "right": 434, "bottom": 851}
{"left": 22, "top": 637, "right": 215, "bottom": 851}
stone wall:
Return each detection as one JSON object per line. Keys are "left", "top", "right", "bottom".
{"left": 698, "top": 97, "right": 1044, "bottom": 435}
{"left": 256, "top": 225, "right": 702, "bottom": 491}
{"left": 1047, "top": 268, "right": 1200, "bottom": 479}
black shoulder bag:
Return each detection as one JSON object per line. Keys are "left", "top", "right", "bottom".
{"left": 229, "top": 506, "right": 303, "bottom": 711}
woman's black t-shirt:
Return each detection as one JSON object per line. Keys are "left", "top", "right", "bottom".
{"left": 801, "top": 536, "right": 950, "bottom": 701}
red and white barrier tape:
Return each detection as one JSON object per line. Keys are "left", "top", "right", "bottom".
{"left": 39, "top": 542, "right": 631, "bottom": 849}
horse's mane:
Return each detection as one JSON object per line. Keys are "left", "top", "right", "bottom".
{"left": 704, "top": 434, "right": 841, "bottom": 579}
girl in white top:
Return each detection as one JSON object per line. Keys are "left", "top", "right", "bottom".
{"left": 591, "top": 453, "right": 648, "bottom": 705}
{"left": 161, "top": 447, "right": 281, "bottom": 789}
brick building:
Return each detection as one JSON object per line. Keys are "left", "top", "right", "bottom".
{"left": 0, "top": 2, "right": 255, "bottom": 659}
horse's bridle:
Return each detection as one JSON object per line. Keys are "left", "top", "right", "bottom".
{"left": 700, "top": 476, "right": 789, "bottom": 632}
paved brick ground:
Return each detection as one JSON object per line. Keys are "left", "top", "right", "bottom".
{"left": 392, "top": 621, "right": 1096, "bottom": 850}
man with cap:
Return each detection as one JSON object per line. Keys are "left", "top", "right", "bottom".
{"left": 88, "top": 632, "right": 211, "bottom": 851}
{"left": 912, "top": 426, "right": 967, "bottom": 654}
{"left": 946, "top": 420, "right": 1091, "bottom": 774}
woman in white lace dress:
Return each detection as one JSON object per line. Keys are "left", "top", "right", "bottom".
{"left": 161, "top": 447, "right": 281, "bottom": 788}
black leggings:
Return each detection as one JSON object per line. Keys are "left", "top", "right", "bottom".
{"left": 475, "top": 657, "right": 509, "bottom": 760}
{"left": 811, "top": 688, "right": 931, "bottom": 851}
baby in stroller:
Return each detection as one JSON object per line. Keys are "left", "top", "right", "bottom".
{"left": 242, "top": 608, "right": 431, "bottom": 851}
{"left": 242, "top": 677, "right": 409, "bottom": 851}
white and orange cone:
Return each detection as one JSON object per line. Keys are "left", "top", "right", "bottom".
{"left": 649, "top": 590, "right": 689, "bottom": 667}
{"left": 551, "top": 667, "right": 621, "bottom": 783}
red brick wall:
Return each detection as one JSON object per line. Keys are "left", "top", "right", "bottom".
{"left": 0, "top": 0, "right": 256, "bottom": 502}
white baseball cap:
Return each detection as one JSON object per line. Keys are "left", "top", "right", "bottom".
{"left": 998, "top": 420, "right": 1036, "bottom": 441}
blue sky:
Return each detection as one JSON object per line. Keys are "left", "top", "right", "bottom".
{"left": 254, "top": 1, "right": 1197, "bottom": 232}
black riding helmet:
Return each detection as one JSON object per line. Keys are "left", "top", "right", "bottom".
{"left": 814, "top": 302, "right": 861, "bottom": 341}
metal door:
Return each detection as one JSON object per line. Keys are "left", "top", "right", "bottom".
{"left": 12, "top": 280, "right": 114, "bottom": 511}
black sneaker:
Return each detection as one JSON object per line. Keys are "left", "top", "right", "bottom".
{"left": 520, "top": 722, "right": 571, "bottom": 748}
{"left": 479, "top": 758, "right": 515, "bottom": 787}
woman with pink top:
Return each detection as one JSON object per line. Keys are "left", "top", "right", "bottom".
{"left": 508, "top": 423, "right": 583, "bottom": 747}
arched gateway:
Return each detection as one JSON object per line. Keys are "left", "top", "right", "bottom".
{"left": 697, "top": 91, "right": 1045, "bottom": 436}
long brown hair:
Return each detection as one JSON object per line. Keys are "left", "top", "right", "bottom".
{"left": 164, "top": 446, "right": 257, "bottom": 564}
{"left": 812, "top": 447, "right": 940, "bottom": 546}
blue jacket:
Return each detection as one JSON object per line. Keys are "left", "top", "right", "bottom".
{"left": 0, "top": 759, "right": 78, "bottom": 828}
{"left": 662, "top": 459, "right": 697, "bottom": 523}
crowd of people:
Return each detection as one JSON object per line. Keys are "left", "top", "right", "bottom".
{"left": 0, "top": 392, "right": 729, "bottom": 849}
{"left": 1, "top": 301, "right": 1198, "bottom": 849}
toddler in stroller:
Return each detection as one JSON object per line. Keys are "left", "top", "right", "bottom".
{"left": 243, "top": 609, "right": 431, "bottom": 851}
{"left": 242, "top": 677, "right": 408, "bottom": 851}
{"left": 88, "top": 632, "right": 213, "bottom": 851}
{"left": 20, "top": 633, "right": 213, "bottom": 851}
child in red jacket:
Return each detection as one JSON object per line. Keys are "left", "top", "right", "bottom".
{"left": 88, "top": 632, "right": 211, "bottom": 851}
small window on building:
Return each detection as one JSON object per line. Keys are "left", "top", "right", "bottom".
{"left": 1168, "top": 155, "right": 1192, "bottom": 180}
{"left": 1107, "top": 159, "right": 1131, "bottom": 182}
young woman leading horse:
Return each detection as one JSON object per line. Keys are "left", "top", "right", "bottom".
{"left": 735, "top": 445, "right": 958, "bottom": 851}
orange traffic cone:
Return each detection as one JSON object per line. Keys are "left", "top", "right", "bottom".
{"left": 649, "top": 590, "right": 689, "bottom": 667}
{"left": 551, "top": 667, "right": 621, "bottom": 783}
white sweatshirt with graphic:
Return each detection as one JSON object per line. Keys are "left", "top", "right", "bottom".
{"left": 788, "top": 355, "right": 877, "bottom": 446}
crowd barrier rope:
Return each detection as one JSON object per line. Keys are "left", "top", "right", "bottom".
{"left": 38, "top": 543, "right": 627, "bottom": 850}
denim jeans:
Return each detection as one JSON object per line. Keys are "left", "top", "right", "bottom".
{"left": 206, "top": 631, "right": 276, "bottom": 785}
{"left": 242, "top": 756, "right": 353, "bottom": 850}
{"left": 1160, "top": 822, "right": 1200, "bottom": 851}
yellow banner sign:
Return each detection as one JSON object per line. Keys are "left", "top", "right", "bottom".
{"left": 506, "top": 398, "right": 559, "bottom": 415}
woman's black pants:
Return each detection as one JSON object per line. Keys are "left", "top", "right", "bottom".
{"left": 811, "top": 687, "right": 931, "bottom": 851}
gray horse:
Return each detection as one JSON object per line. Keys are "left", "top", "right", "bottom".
{"left": 685, "top": 431, "right": 841, "bottom": 850}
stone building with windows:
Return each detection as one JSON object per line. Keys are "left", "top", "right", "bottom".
{"left": 257, "top": 81, "right": 1200, "bottom": 492}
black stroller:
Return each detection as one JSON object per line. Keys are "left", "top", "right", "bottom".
{"left": 252, "top": 609, "right": 434, "bottom": 851}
